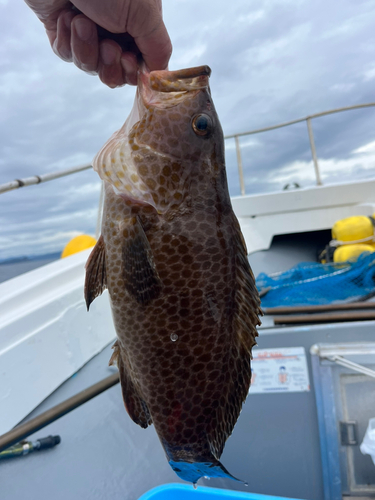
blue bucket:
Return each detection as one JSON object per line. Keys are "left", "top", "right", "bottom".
{"left": 138, "top": 483, "right": 304, "bottom": 500}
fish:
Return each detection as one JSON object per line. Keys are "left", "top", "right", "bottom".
{"left": 85, "top": 64, "right": 262, "bottom": 484}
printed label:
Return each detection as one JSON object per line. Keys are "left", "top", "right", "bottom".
{"left": 249, "top": 347, "right": 310, "bottom": 394}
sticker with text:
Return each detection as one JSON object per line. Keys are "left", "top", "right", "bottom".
{"left": 249, "top": 347, "right": 310, "bottom": 394}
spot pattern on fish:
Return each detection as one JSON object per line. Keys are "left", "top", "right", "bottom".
{"left": 85, "top": 65, "right": 262, "bottom": 484}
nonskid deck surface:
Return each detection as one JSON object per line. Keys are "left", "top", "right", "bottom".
{"left": 0, "top": 344, "right": 183, "bottom": 500}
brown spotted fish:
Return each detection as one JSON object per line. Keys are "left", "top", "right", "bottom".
{"left": 85, "top": 64, "right": 262, "bottom": 484}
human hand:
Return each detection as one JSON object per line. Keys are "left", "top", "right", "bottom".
{"left": 24, "top": 0, "right": 172, "bottom": 88}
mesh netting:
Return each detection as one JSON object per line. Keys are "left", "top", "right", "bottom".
{"left": 256, "top": 252, "right": 375, "bottom": 307}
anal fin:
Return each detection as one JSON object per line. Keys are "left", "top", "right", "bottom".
{"left": 84, "top": 235, "right": 107, "bottom": 310}
{"left": 109, "top": 341, "right": 152, "bottom": 429}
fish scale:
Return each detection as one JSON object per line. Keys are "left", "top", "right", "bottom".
{"left": 85, "top": 64, "right": 262, "bottom": 484}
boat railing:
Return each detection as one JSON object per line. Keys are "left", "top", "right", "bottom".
{"left": 1, "top": 102, "right": 375, "bottom": 198}
{"left": 225, "top": 102, "right": 375, "bottom": 195}
{"left": 0, "top": 163, "right": 92, "bottom": 195}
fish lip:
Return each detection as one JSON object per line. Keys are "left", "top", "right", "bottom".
{"left": 138, "top": 64, "right": 211, "bottom": 109}
{"left": 148, "top": 65, "right": 212, "bottom": 87}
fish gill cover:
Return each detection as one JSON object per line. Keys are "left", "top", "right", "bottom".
{"left": 85, "top": 64, "right": 262, "bottom": 484}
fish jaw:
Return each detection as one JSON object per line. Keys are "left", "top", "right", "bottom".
{"left": 138, "top": 64, "right": 211, "bottom": 110}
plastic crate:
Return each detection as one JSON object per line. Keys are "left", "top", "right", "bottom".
{"left": 138, "top": 483, "right": 304, "bottom": 500}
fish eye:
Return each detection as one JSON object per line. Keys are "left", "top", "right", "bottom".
{"left": 192, "top": 114, "right": 212, "bottom": 136}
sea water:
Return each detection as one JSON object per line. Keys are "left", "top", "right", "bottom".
{"left": 0, "top": 255, "right": 59, "bottom": 283}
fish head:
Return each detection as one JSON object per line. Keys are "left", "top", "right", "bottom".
{"left": 93, "top": 65, "right": 226, "bottom": 214}
{"left": 136, "top": 65, "right": 224, "bottom": 161}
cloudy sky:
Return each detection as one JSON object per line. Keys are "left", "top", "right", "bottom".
{"left": 1, "top": 0, "right": 375, "bottom": 260}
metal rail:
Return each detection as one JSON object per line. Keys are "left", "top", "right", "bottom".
{"left": 1, "top": 102, "right": 375, "bottom": 197}
{"left": 224, "top": 102, "right": 375, "bottom": 139}
{"left": 225, "top": 102, "right": 375, "bottom": 194}
{"left": 310, "top": 343, "right": 375, "bottom": 379}
{"left": 328, "top": 355, "right": 375, "bottom": 379}
{"left": 0, "top": 163, "right": 92, "bottom": 195}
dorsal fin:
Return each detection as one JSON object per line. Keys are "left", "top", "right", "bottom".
{"left": 233, "top": 214, "right": 262, "bottom": 355}
{"left": 109, "top": 341, "right": 152, "bottom": 429}
{"left": 122, "top": 217, "right": 162, "bottom": 305}
{"left": 207, "top": 214, "right": 262, "bottom": 460}
{"left": 84, "top": 235, "right": 107, "bottom": 310}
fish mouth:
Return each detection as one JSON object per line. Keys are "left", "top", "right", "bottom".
{"left": 138, "top": 65, "right": 211, "bottom": 108}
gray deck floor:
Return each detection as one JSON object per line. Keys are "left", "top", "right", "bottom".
{"left": 0, "top": 343, "right": 183, "bottom": 500}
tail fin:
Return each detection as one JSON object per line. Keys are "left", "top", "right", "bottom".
{"left": 168, "top": 459, "right": 243, "bottom": 484}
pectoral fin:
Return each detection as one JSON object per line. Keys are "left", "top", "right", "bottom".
{"left": 84, "top": 235, "right": 107, "bottom": 310}
{"left": 109, "top": 341, "right": 152, "bottom": 429}
{"left": 122, "top": 217, "right": 162, "bottom": 305}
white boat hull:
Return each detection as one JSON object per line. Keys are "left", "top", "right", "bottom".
{"left": 0, "top": 249, "right": 115, "bottom": 434}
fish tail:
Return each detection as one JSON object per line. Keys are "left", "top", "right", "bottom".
{"left": 168, "top": 458, "right": 243, "bottom": 484}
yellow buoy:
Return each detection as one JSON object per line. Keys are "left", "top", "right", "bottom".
{"left": 333, "top": 243, "right": 375, "bottom": 263}
{"left": 332, "top": 216, "right": 374, "bottom": 243}
{"left": 61, "top": 235, "right": 97, "bottom": 259}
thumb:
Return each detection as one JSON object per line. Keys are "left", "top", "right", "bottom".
{"left": 134, "top": 20, "right": 172, "bottom": 71}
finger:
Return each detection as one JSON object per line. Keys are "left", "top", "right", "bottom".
{"left": 45, "top": 26, "right": 57, "bottom": 49}
{"left": 69, "top": 0, "right": 127, "bottom": 34}
{"left": 155, "top": 0, "right": 163, "bottom": 14}
{"left": 71, "top": 14, "right": 99, "bottom": 75}
{"left": 120, "top": 52, "right": 138, "bottom": 86}
{"left": 53, "top": 9, "right": 75, "bottom": 62}
{"left": 73, "top": 0, "right": 172, "bottom": 71}
{"left": 24, "top": 0, "right": 70, "bottom": 24}
{"left": 97, "top": 40, "right": 125, "bottom": 88}
{"left": 133, "top": 20, "right": 172, "bottom": 71}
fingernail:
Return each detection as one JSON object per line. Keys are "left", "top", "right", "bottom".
{"left": 64, "top": 12, "right": 72, "bottom": 30}
{"left": 121, "top": 57, "right": 137, "bottom": 85}
{"left": 74, "top": 18, "right": 93, "bottom": 41}
{"left": 121, "top": 57, "right": 133, "bottom": 74}
{"left": 100, "top": 44, "right": 117, "bottom": 65}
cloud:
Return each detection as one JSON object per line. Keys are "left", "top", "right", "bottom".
{"left": 329, "top": 83, "right": 356, "bottom": 93}
{"left": 1, "top": 0, "right": 375, "bottom": 260}
{"left": 173, "top": 44, "right": 207, "bottom": 68}
{"left": 354, "top": 140, "right": 375, "bottom": 154}
{"left": 238, "top": 10, "right": 266, "bottom": 25}
{"left": 267, "top": 145, "right": 375, "bottom": 188}
{"left": 0, "top": 229, "right": 86, "bottom": 257}
{"left": 363, "top": 66, "right": 375, "bottom": 82}
{"left": 234, "top": 136, "right": 375, "bottom": 195}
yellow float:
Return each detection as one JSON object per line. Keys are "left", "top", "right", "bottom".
{"left": 332, "top": 215, "right": 375, "bottom": 243}
{"left": 331, "top": 214, "right": 375, "bottom": 262}
{"left": 61, "top": 235, "right": 97, "bottom": 259}
{"left": 333, "top": 243, "right": 375, "bottom": 263}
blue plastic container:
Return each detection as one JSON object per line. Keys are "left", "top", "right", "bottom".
{"left": 138, "top": 483, "right": 304, "bottom": 500}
